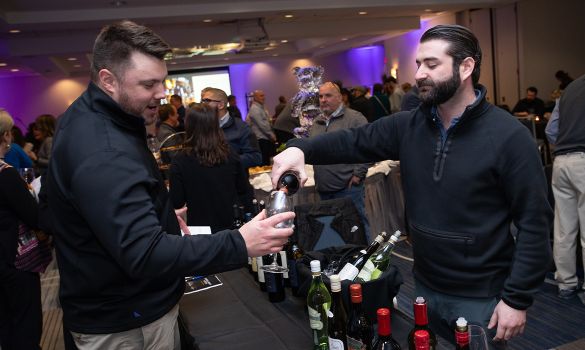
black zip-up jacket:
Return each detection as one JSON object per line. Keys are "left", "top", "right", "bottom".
{"left": 45, "top": 82, "right": 248, "bottom": 333}
{"left": 289, "top": 85, "right": 552, "bottom": 310}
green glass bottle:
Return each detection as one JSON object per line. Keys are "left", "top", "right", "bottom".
{"left": 307, "top": 260, "right": 332, "bottom": 350}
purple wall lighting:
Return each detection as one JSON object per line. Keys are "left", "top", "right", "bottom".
{"left": 228, "top": 63, "right": 254, "bottom": 119}
{"left": 344, "top": 45, "right": 385, "bottom": 90}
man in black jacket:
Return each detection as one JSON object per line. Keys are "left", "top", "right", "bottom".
{"left": 44, "top": 21, "right": 294, "bottom": 349}
{"left": 272, "top": 25, "right": 551, "bottom": 348}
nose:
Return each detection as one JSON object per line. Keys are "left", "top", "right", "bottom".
{"left": 154, "top": 82, "right": 166, "bottom": 100}
{"left": 414, "top": 66, "right": 426, "bottom": 81}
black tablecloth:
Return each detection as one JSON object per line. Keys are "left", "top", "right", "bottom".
{"left": 179, "top": 268, "right": 450, "bottom": 350}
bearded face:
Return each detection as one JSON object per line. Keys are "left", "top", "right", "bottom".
{"left": 417, "top": 64, "right": 461, "bottom": 106}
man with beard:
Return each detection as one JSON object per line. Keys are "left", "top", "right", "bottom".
{"left": 271, "top": 24, "right": 551, "bottom": 349}
{"left": 43, "top": 21, "right": 294, "bottom": 349}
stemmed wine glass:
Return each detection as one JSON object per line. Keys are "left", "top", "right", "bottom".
{"left": 19, "top": 168, "right": 36, "bottom": 184}
{"left": 261, "top": 190, "right": 294, "bottom": 273}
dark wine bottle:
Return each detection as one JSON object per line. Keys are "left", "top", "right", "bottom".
{"left": 373, "top": 308, "right": 401, "bottom": 350}
{"left": 232, "top": 204, "right": 243, "bottom": 229}
{"left": 347, "top": 284, "right": 373, "bottom": 350}
{"left": 277, "top": 170, "right": 300, "bottom": 195}
{"left": 413, "top": 330, "right": 430, "bottom": 350}
{"left": 338, "top": 232, "right": 389, "bottom": 281}
{"left": 407, "top": 297, "right": 437, "bottom": 350}
{"left": 328, "top": 274, "right": 348, "bottom": 350}
{"left": 265, "top": 270, "right": 285, "bottom": 303}
{"left": 287, "top": 241, "right": 303, "bottom": 296}
{"left": 252, "top": 198, "right": 259, "bottom": 215}
{"left": 454, "top": 317, "right": 469, "bottom": 350}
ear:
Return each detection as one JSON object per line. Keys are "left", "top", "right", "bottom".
{"left": 460, "top": 57, "right": 475, "bottom": 82}
{"left": 98, "top": 69, "right": 118, "bottom": 96}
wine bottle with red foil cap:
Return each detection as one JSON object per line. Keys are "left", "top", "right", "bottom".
{"left": 373, "top": 308, "right": 401, "bottom": 349}
{"left": 407, "top": 297, "right": 436, "bottom": 350}
{"left": 413, "top": 330, "right": 430, "bottom": 350}
{"left": 454, "top": 317, "right": 470, "bottom": 350}
{"left": 347, "top": 284, "right": 373, "bottom": 350}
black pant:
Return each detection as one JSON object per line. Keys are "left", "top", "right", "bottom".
{"left": 0, "top": 268, "right": 42, "bottom": 350}
{"left": 258, "top": 138, "right": 276, "bottom": 166}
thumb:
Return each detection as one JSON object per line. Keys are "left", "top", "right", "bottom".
{"left": 488, "top": 309, "right": 498, "bottom": 329}
{"left": 252, "top": 209, "right": 267, "bottom": 222}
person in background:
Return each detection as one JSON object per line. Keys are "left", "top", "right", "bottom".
{"left": 350, "top": 86, "right": 374, "bottom": 122}
{"left": 246, "top": 89, "right": 276, "bottom": 165}
{"left": 0, "top": 109, "right": 43, "bottom": 350}
{"left": 156, "top": 104, "right": 180, "bottom": 144}
{"left": 169, "top": 94, "right": 185, "bottom": 131}
{"left": 544, "top": 74, "right": 585, "bottom": 304}
{"left": 272, "top": 24, "right": 552, "bottom": 349}
{"left": 402, "top": 82, "right": 413, "bottom": 94}
{"left": 43, "top": 21, "right": 294, "bottom": 349}
{"left": 340, "top": 88, "right": 352, "bottom": 107}
{"left": 384, "top": 76, "right": 405, "bottom": 114}
{"left": 4, "top": 126, "right": 33, "bottom": 171}
{"left": 370, "top": 83, "right": 391, "bottom": 122}
{"left": 273, "top": 95, "right": 287, "bottom": 124}
{"left": 29, "top": 114, "right": 56, "bottom": 177}
{"left": 273, "top": 101, "right": 299, "bottom": 145}
{"left": 555, "top": 70, "right": 574, "bottom": 91}
{"left": 400, "top": 85, "right": 421, "bottom": 112}
{"left": 512, "top": 86, "right": 546, "bottom": 117}
{"left": 169, "top": 104, "right": 248, "bottom": 233}
{"left": 226, "top": 94, "right": 242, "bottom": 121}
{"left": 310, "top": 81, "right": 371, "bottom": 241}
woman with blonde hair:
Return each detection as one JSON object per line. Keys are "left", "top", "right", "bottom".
{"left": 0, "top": 108, "right": 43, "bottom": 350}
{"left": 169, "top": 103, "right": 249, "bottom": 233}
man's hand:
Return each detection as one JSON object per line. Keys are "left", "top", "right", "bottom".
{"left": 271, "top": 147, "right": 308, "bottom": 189}
{"left": 488, "top": 300, "right": 526, "bottom": 341}
{"left": 175, "top": 206, "right": 190, "bottom": 235}
{"left": 238, "top": 209, "right": 295, "bottom": 257}
{"left": 347, "top": 175, "right": 362, "bottom": 189}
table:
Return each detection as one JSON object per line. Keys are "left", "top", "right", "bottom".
{"left": 252, "top": 163, "right": 407, "bottom": 242}
{"left": 179, "top": 268, "right": 450, "bottom": 349}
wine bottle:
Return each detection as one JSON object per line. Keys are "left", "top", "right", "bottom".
{"left": 328, "top": 274, "right": 348, "bottom": 350}
{"left": 373, "top": 308, "right": 401, "bottom": 350}
{"left": 232, "top": 204, "right": 243, "bottom": 229}
{"left": 307, "top": 260, "right": 331, "bottom": 350}
{"left": 277, "top": 170, "right": 300, "bottom": 195}
{"left": 287, "top": 241, "right": 304, "bottom": 296}
{"left": 407, "top": 297, "right": 437, "bottom": 350}
{"left": 413, "top": 330, "right": 430, "bottom": 350}
{"left": 356, "top": 231, "right": 401, "bottom": 283}
{"left": 338, "top": 232, "right": 389, "bottom": 281}
{"left": 347, "top": 284, "right": 374, "bottom": 350}
{"left": 454, "top": 317, "right": 469, "bottom": 350}
{"left": 256, "top": 256, "right": 268, "bottom": 291}
{"left": 252, "top": 198, "right": 259, "bottom": 215}
{"left": 265, "top": 270, "right": 285, "bottom": 303}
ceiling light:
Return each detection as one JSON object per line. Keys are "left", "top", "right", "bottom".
{"left": 169, "top": 62, "right": 177, "bottom": 65}
{"left": 341, "top": 38, "right": 348, "bottom": 41}
{"left": 67, "top": 57, "right": 77, "bottom": 61}
{"left": 319, "top": 45, "right": 325, "bottom": 49}
{"left": 9, "top": 29, "right": 21, "bottom": 34}
{"left": 11, "top": 69, "right": 20, "bottom": 72}
{"left": 203, "top": 19, "right": 213, "bottom": 23}
{"left": 424, "top": 9, "right": 433, "bottom": 12}
{"left": 281, "top": 39, "right": 288, "bottom": 43}
{"left": 272, "top": 54, "right": 279, "bottom": 57}
{"left": 0, "top": 63, "right": 7, "bottom": 67}
{"left": 284, "top": 14, "right": 294, "bottom": 18}
{"left": 110, "top": 0, "right": 127, "bottom": 7}
{"left": 73, "top": 64, "right": 82, "bottom": 68}
{"left": 358, "top": 11, "right": 367, "bottom": 15}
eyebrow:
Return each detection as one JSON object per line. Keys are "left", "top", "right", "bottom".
{"left": 416, "top": 57, "right": 440, "bottom": 65}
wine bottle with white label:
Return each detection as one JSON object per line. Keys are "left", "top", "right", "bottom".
{"left": 307, "top": 260, "right": 331, "bottom": 350}
{"left": 355, "top": 231, "right": 401, "bottom": 283}
{"left": 338, "top": 232, "right": 388, "bottom": 281}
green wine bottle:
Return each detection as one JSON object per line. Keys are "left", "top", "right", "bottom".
{"left": 307, "top": 260, "right": 332, "bottom": 350}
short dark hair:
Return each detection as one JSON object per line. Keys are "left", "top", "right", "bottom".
{"left": 373, "top": 83, "right": 384, "bottom": 93}
{"left": 158, "top": 104, "right": 175, "bottom": 122}
{"left": 170, "top": 94, "right": 182, "bottom": 103}
{"left": 227, "top": 95, "right": 236, "bottom": 102}
{"left": 420, "top": 24, "right": 482, "bottom": 86}
{"left": 527, "top": 86, "right": 538, "bottom": 95}
{"left": 91, "top": 20, "right": 171, "bottom": 82}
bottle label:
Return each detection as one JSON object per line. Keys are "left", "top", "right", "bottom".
{"left": 256, "top": 257, "right": 265, "bottom": 283}
{"left": 328, "top": 337, "right": 345, "bottom": 350}
{"left": 307, "top": 306, "right": 324, "bottom": 330}
{"left": 347, "top": 335, "right": 366, "bottom": 350}
{"left": 338, "top": 263, "right": 359, "bottom": 281}
{"left": 370, "top": 267, "right": 383, "bottom": 280}
{"left": 356, "top": 260, "right": 375, "bottom": 282}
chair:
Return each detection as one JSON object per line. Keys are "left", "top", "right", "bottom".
{"left": 517, "top": 117, "right": 550, "bottom": 166}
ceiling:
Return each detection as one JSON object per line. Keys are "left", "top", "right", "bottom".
{"left": 0, "top": 0, "right": 513, "bottom": 79}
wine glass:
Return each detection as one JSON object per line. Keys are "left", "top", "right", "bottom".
{"left": 468, "top": 324, "right": 489, "bottom": 350}
{"left": 261, "top": 190, "right": 293, "bottom": 273}
{"left": 19, "top": 168, "right": 36, "bottom": 184}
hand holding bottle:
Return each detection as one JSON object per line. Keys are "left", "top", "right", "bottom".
{"left": 238, "top": 209, "right": 295, "bottom": 257}
{"left": 270, "top": 147, "right": 308, "bottom": 189}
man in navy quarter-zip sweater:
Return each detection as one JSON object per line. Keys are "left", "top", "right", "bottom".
{"left": 272, "top": 25, "right": 551, "bottom": 349}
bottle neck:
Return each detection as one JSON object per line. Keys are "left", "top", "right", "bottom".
{"left": 414, "top": 303, "right": 429, "bottom": 326}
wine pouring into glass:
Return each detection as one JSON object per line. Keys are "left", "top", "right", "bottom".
{"left": 261, "top": 171, "right": 300, "bottom": 273}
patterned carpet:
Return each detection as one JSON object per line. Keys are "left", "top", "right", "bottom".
{"left": 391, "top": 239, "right": 585, "bottom": 350}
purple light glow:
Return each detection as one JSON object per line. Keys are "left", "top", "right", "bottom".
{"left": 229, "top": 63, "right": 254, "bottom": 119}
{"left": 344, "top": 45, "right": 385, "bottom": 91}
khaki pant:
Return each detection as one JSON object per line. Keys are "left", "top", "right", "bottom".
{"left": 552, "top": 152, "right": 585, "bottom": 290}
{"left": 71, "top": 304, "right": 180, "bottom": 350}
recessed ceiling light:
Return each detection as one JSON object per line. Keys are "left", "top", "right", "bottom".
{"left": 9, "top": 29, "right": 21, "bottom": 34}
{"left": 424, "top": 9, "right": 433, "bottom": 12}
{"left": 73, "top": 64, "right": 82, "bottom": 68}
{"left": 10, "top": 69, "right": 19, "bottom": 72}
{"left": 281, "top": 39, "right": 288, "bottom": 43}
{"left": 284, "top": 14, "right": 294, "bottom": 18}
{"left": 272, "top": 54, "right": 279, "bottom": 57}
{"left": 67, "top": 57, "right": 77, "bottom": 61}
{"left": 319, "top": 45, "right": 325, "bottom": 49}
{"left": 341, "top": 38, "right": 348, "bottom": 41}
{"left": 358, "top": 11, "right": 367, "bottom": 15}
{"left": 0, "top": 63, "right": 7, "bottom": 67}
{"left": 110, "top": 0, "right": 127, "bottom": 7}
{"left": 203, "top": 19, "right": 213, "bottom": 23}
{"left": 169, "top": 62, "right": 177, "bottom": 65}
{"left": 223, "top": 58, "right": 230, "bottom": 61}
